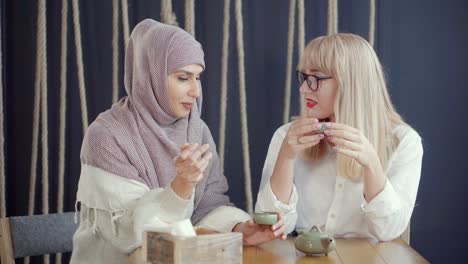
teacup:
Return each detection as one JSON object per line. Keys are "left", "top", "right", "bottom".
{"left": 253, "top": 212, "right": 278, "bottom": 225}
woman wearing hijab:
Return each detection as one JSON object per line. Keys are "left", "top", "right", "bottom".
{"left": 70, "top": 19, "right": 286, "bottom": 264}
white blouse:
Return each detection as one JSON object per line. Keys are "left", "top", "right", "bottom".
{"left": 70, "top": 165, "right": 251, "bottom": 264}
{"left": 255, "top": 123, "right": 423, "bottom": 242}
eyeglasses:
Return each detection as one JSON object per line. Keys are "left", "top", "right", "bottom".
{"left": 296, "top": 70, "right": 332, "bottom": 92}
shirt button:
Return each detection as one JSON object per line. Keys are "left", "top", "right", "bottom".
{"left": 337, "top": 183, "right": 343, "bottom": 189}
{"left": 330, "top": 213, "right": 336, "bottom": 219}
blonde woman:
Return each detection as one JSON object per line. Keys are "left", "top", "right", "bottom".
{"left": 255, "top": 33, "right": 423, "bottom": 242}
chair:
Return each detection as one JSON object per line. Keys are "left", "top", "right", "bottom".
{"left": 0, "top": 212, "right": 78, "bottom": 263}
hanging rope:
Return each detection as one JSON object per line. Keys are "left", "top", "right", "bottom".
{"left": 218, "top": 0, "right": 230, "bottom": 171}
{"left": 121, "top": 0, "right": 130, "bottom": 47}
{"left": 56, "top": 1, "right": 69, "bottom": 262}
{"left": 28, "top": 0, "right": 49, "bottom": 222}
{"left": 35, "top": 2, "right": 50, "bottom": 263}
{"left": 161, "top": 0, "right": 178, "bottom": 26}
{"left": 334, "top": 0, "right": 338, "bottom": 34}
{"left": 297, "top": 0, "right": 305, "bottom": 116}
{"left": 112, "top": 0, "right": 120, "bottom": 103}
{"left": 184, "top": 0, "right": 195, "bottom": 37}
{"left": 72, "top": 0, "right": 89, "bottom": 135}
{"left": 0, "top": 0, "right": 5, "bottom": 219}
{"left": 283, "top": 0, "right": 296, "bottom": 124}
{"left": 28, "top": 18, "right": 42, "bottom": 221}
{"left": 56, "top": 4, "right": 66, "bottom": 260}
{"left": 369, "top": 0, "right": 376, "bottom": 46}
{"left": 40, "top": 0, "right": 49, "bottom": 218}
{"left": 58, "top": 0, "right": 68, "bottom": 216}
{"left": 234, "top": 0, "right": 253, "bottom": 215}
{"left": 327, "top": 0, "right": 338, "bottom": 35}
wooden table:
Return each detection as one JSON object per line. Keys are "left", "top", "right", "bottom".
{"left": 128, "top": 238, "right": 428, "bottom": 264}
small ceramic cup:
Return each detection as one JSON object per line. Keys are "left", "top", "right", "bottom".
{"left": 253, "top": 212, "right": 278, "bottom": 225}
{"left": 312, "top": 122, "right": 327, "bottom": 134}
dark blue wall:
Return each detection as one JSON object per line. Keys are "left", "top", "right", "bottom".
{"left": 5, "top": 0, "right": 468, "bottom": 263}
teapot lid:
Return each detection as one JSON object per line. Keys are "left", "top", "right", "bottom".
{"left": 301, "top": 225, "right": 332, "bottom": 238}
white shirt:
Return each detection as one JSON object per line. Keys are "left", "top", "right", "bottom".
{"left": 255, "top": 123, "right": 423, "bottom": 242}
{"left": 70, "top": 165, "right": 251, "bottom": 264}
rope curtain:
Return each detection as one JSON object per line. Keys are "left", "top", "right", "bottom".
{"left": 234, "top": 0, "right": 253, "bottom": 214}
{"left": 56, "top": 0, "right": 69, "bottom": 262}
{"left": 328, "top": 0, "right": 338, "bottom": 35}
{"left": 218, "top": 0, "right": 230, "bottom": 171}
{"left": 72, "top": 0, "right": 89, "bottom": 134}
{"left": 369, "top": 0, "right": 376, "bottom": 46}
{"left": 27, "top": 1, "right": 50, "bottom": 263}
{"left": 282, "top": 0, "right": 297, "bottom": 124}
{"left": 297, "top": 0, "right": 305, "bottom": 115}
{"left": 112, "top": 0, "right": 120, "bottom": 103}
{"left": 185, "top": 0, "right": 195, "bottom": 37}
{"left": 161, "top": 0, "right": 178, "bottom": 26}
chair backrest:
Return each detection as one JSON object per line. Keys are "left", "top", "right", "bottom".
{"left": 0, "top": 212, "right": 78, "bottom": 263}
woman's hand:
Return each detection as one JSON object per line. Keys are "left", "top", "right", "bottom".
{"left": 172, "top": 143, "right": 213, "bottom": 199}
{"left": 324, "top": 122, "right": 386, "bottom": 201}
{"left": 232, "top": 213, "right": 287, "bottom": 245}
{"left": 323, "top": 122, "right": 380, "bottom": 168}
{"left": 271, "top": 117, "right": 324, "bottom": 203}
{"left": 280, "top": 118, "right": 325, "bottom": 160}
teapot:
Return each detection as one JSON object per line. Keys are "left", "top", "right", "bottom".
{"left": 294, "top": 225, "right": 336, "bottom": 256}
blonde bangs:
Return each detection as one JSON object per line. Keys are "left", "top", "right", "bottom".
{"left": 298, "top": 36, "right": 336, "bottom": 76}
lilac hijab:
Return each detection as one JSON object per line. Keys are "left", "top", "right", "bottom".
{"left": 81, "top": 19, "right": 231, "bottom": 223}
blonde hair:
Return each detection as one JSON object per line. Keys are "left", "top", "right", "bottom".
{"left": 298, "top": 33, "right": 405, "bottom": 180}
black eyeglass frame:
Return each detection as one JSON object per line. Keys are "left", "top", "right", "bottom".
{"left": 296, "top": 70, "right": 333, "bottom": 92}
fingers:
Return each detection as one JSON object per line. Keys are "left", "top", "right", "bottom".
{"left": 174, "top": 143, "right": 213, "bottom": 184}
{"left": 294, "top": 117, "right": 319, "bottom": 127}
{"left": 290, "top": 123, "right": 322, "bottom": 137}
{"left": 328, "top": 137, "right": 361, "bottom": 151}
{"left": 273, "top": 224, "right": 286, "bottom": 238}
{"left": 180, "top": 143, "right": 191, "bottom": 151}
{"left": 193, "top": 151, "right": 213, "bottom": 173}
{"left": 290, "top": 118, "right": 320, "bottom": 136}
{"left": 179, "top": 143, "right": 200, "bottom": 159}
{"left": 271, "top": 213, "right": 286, "bottom": 239}
{"left": 288, "top": 134, "right": 323, "bottom": 152}
{"left": 271, "top": 218, "right": 284, "bottom": 231}
{"left": 333, "top": 146, "right": 359, "bottom": 160}
{"left": 325, "top": 122, "right": 359, "bottom": 134}
{"left": 297, "top": 134, "right": 324, "bottom": 144}
{"left": 177, "top": 143, "right": 211, "bottom": 164}
{"left": 187, "top": 144, "right": 211, "bottom": 165}
{"left": 325, "top": 129, "right": 359, "bottom": 142}
{"left": 288, "top": 133, "right": 323, "bottom": 146}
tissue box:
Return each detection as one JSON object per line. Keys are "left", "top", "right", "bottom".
{"left": 141, "top": 228, "right": 242, "bottom": 264}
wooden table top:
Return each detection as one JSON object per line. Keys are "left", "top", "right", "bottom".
{"left": 128, "top": 238, "right": 428, "bottom": 264}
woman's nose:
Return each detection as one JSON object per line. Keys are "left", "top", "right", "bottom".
{"left": 189, "top": 81, "right": 201, "bottom": 98}
{"left": 299, "top": 82, "right": 310, "bottom": 94}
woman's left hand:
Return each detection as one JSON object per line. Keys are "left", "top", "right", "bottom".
{"left": 323, "top": 122, "right": 379, "bottom": 168}
{"left": 233, "top": 213, "right": 287, "bottom": 245}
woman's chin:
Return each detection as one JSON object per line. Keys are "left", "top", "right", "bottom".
{"left": 305, "top": 111, "right": 331, "bottom": 121}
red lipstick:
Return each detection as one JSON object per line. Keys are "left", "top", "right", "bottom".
{"left": 306, "top": 99, "right": 317, "bottom": 108}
